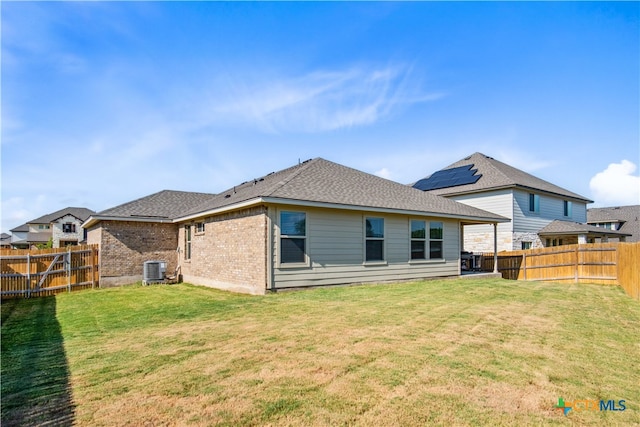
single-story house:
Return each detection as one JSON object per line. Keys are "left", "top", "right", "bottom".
{"left": 538, "top": 220, "right": 631, "bottom": 246}
{"left": 84, "top": 158, "right": 508, "bottom": 294}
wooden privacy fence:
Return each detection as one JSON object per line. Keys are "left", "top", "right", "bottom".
{"left": 481, "top": 242, "right": 640, "bottom": 300}
{"left": 1, "top": 245, "right": 99, "bottom": 299}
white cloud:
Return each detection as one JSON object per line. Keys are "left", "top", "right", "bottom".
{"left": 589, "top": 160, "right": 640, "bottom": 206}
{"left": 210, "top": 65, "right": 444, "bottom": 133}
{"left": 374, "top": 167, "right": 392, "bottom": 180}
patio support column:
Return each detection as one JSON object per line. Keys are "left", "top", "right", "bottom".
{"left": 493, "top": 223, "right": 498, "bottom": 274}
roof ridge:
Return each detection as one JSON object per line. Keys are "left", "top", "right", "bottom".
{"left": 265, "top": 158, "right": 319, "bottom": 197}
{"left": 477, "top": 154, "right": 515, "bottom": 185}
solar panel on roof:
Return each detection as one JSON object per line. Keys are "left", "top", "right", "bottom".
{"left": 413, "top": 164, "right": 482, "bottom": 191}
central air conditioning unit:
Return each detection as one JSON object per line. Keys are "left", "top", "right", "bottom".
{"left": 143, "top": 260, "right": 167, "bottom": 285}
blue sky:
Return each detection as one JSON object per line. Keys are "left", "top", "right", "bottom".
{"left": 2, "top": 2, "right": 639, "bottom": 233}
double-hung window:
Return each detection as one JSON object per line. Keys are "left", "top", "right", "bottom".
{"left": 184, "top": 225, "right": 191, "bottom": 260}
{"left": 280, "top": 211, "right": 306, "bottom": 264}
{"left": 196, "top": 222, "right": 205, "bottom": 234}
{"left": 429, "top": 222, "right": 444, "bottom": 259}
{"left": 410, "top": 220, "right": 426, "bottom": 260}
{"left": 365, "top": 217, "right": 384, "bottom": 262}
{"left": 529, "top": 193, "right": 540, "bottom": 213}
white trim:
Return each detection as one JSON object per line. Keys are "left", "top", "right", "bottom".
{"left": 85, "top": 195, "right": 510, "bottom": 229}
{"left": 82, "top": 215, "right": 172, "bottom": 228}
{"left": 261, "top": 197, "right": 508, "bottom": 224}
{"left": 364, "top": 216, "right": 385, "bottom": 263}
{"left": 277, "top": 209, "right": 310, "bottom": 269}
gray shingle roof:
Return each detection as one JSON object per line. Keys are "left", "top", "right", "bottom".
{"left": 10, "top": 223, "right": 29, "bottom": 233}
{"left": 96, "top": 190, "right": 216, "bottom": 219}
{"left": 30, "top": 207, "right": 96, "bottom": 224}
{"left": 180, "top": 158, "right": 508, "bottom": 222}
{"left": 587, "top": 205, "right": 640, "bottom": 242}
{"left": 539, "top": 220, "right": 631, "bottom": 237}
{"left": 415, "top": 152, "right": 592, "bottom": 202}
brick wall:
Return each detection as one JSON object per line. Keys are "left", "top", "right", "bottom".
{"left": 179, "top": 206, "right": 267, "bottom": 294}
{"left": 88, "top": 221, "right": 178, "bottom": 287}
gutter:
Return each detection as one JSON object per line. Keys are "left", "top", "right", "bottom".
{"left": 86, "top": 196, "right": 510, "bottom": 229}
{"left": 82, "top": 215, "right": 173, "bottom": 229}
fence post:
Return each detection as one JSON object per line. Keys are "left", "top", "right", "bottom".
{"left": 574, "top": 245, "right": 579, "bottom": 284}
{"left": 91, "top": 247, "right": 95, "bottom": 289}
{"left": 67, "top": 247, "right": 72, "bottom": 293}
{"left": 523, "top": 252, "right": 527, "bottom": 281}
{"left": 26, "top": 253, "right": 31, "bottom": 298}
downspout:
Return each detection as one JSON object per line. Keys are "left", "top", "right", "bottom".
{"left": 493, "top": 223, "right": 499, "bottom": 274}
{"left": 266, "top": 206, "right": 274, "bottom": 292}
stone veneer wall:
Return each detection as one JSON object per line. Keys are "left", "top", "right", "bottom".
{"left": 87, "top": 221, "right": 179, "bottom": 287}
{"left": 179, "top": 206, "right": 267, "bottom": 295}
{"left": 512, "top": 232, "right": 545, "bottom": 250}
{"left": 463, "top": 230, "right": 513, "bottom": 253}
{"left": 52, "top": 214, "right": 85, "bottom": 247}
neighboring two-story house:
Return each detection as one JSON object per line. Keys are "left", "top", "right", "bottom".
{"left": 413, "top": 152, "right": 629, "bottom": 252}
{"left": 587, "top": 205, "right": 640, "bottom": 243}
{"left": 9, "top": 207, "right": 95, "bottom": 249}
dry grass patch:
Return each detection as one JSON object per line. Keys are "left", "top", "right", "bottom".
{"left": 2, "top": 279, "right": 639, "bottom": 426}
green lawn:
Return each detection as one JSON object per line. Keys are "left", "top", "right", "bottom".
{"left": 2, "top": 279, "right": 639, "bottom": 426}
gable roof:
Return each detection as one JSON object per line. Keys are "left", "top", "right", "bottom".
{"left": 587, "top": 205, "right": 640, "bottom": 242}
{"left": 10, "top": 223, "right": 29, "bottom": 233}
{"left": 413, "top": 152, "right": 593, "bottom": 203}
{"left": 177, "top": 158, "right": 509, "bottom": 223}
{"left": 539, "top": 220, "right": 632, "bottom": 237}
{"left": 29, "top": 207, "right": 96, "bottom": 224}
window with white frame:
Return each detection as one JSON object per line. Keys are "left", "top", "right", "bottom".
{"left": 429, "top": 222, "right": 443, "bottom": 259}
{"left": 563, "top": 201, "right": 572, "bottom": 217}
{"left": 410, "top": 220, "right": 426, "bottom": 260}
{"left": 529, "top": 193, "right": 540, "bottom": 213}
{"left": 184, "top": 225, "right": 192, "bottom": 260}
{"left": 365, "top": 217, "right": 384, "bottom": 262}
{"left": 521, "top": 241, "right": 532, "bottom": 250}
{"left": 280, "top": 211, "right": 306, "bottom": 264}
{"left": 196, "top": 222, "right": 205, "bottom": 233}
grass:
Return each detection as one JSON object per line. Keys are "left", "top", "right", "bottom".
{"left": 2, "top": 279, "right": 639, "bottom": 426}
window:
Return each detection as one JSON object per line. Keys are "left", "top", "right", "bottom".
{"left": 62, "top": 223, "right": 76, "bottom": 233}
{"left": 521, "top": 241, "right": 532, "bottom": 250}
{"left": 38, "top": 224, "right": 50, "bottom": 230}
{"left": 184, "top": 225, "right": 191, "bottom": 260}
{"left": 563, "top": 201, "right": 572, "bottom": 217}
{"left": 196, "top": 222, "right": 205, "bottom": 233}
{"left": 365, "top": 217, "right": 384, "bottom": 262}
{"left": 529, "top": 193, "right": 540, "bottom": 213}
{"left": 429, "top": 222, "right": 443, "bottom": 259}
{"left": 410, "top": 220, "right": 426, "bottom": 260}
{"left": 280, "top": 211, "right": 306, "bottom": 264}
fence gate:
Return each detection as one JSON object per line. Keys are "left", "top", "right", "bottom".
{"left": 1, "top": 245, "right": 99, "bottom": 299}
